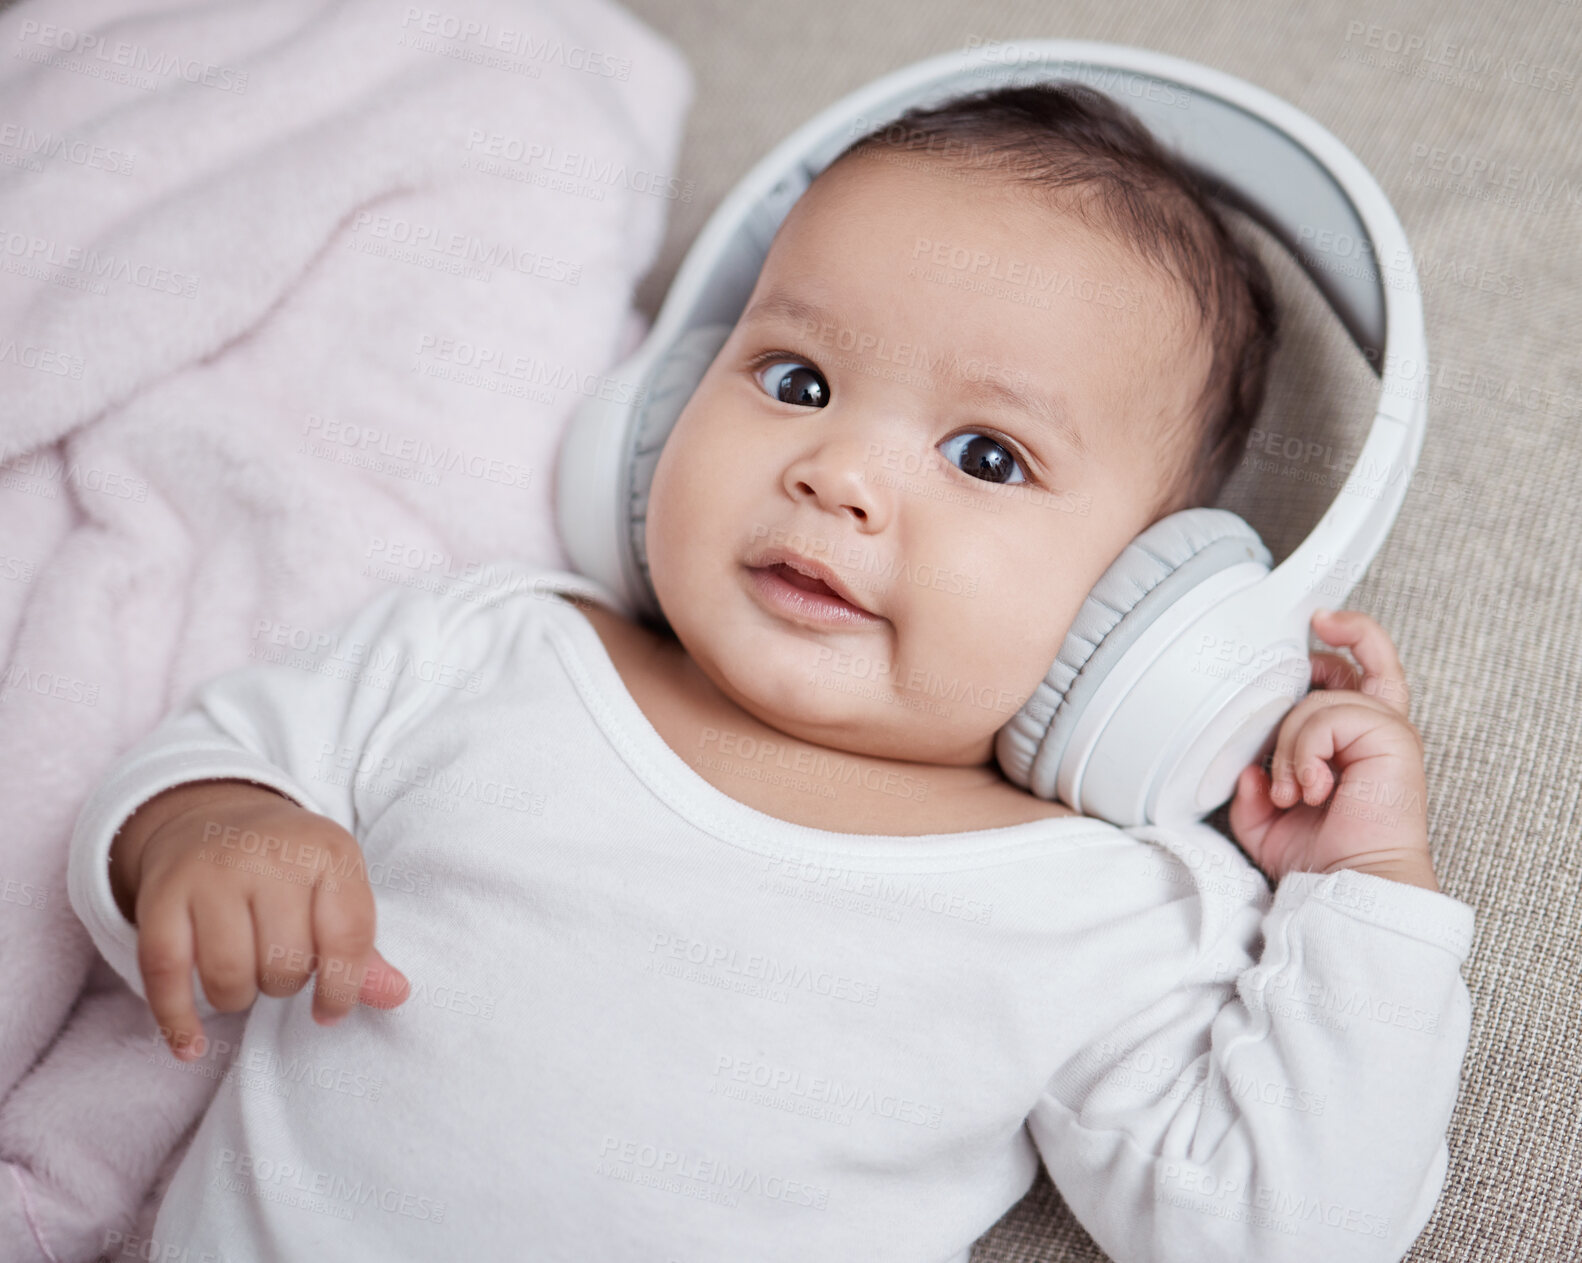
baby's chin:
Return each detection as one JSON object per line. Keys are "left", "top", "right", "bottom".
{"left": 690, "top": 635, "right": 981, "bottom": 762}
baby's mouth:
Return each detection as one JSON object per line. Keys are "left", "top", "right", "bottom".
{"left": 766, "top": 563, "right": 840, "bottom": 599}
{"left": 741, "top": 553, "right": 883, "bottom": 628}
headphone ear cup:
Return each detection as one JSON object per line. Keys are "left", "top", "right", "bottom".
{"left": 625, "top": 322, "right": 734, "bottom": 624}
{"left": 997, "top": 508, "right": 1272, "bottom": 803}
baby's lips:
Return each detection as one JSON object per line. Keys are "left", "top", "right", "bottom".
{"left": 357, "top": 946, "right": 411, "bottom": 1009}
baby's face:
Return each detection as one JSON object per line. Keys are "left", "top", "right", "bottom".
{"left": 646, "top": 150, "right": 1211, "bottom": 769}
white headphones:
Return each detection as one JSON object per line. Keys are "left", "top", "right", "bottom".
{"left": 554, "top": 40, "right": 1428, "bottom": 829}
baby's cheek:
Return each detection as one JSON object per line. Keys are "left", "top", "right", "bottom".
{"left": 986, "top": 586, "right": 1079, "bottom": 698}
{"left": 915, "top": 604, "right": 1034, "bottom": 731}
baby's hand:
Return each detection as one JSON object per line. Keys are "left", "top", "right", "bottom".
{"left": 1227, "top": 609, "right": 1439, "bottom": 892}
{"left": 115, "top": 781, "right": 411, "bottom": 1060}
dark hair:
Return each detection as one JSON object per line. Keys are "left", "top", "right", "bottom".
{"left": 826, "top": 82, "right": 1279, "bottom": 518}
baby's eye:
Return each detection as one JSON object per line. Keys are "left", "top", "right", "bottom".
{"left": 755, "top": 359, "right": 829, "bottom": 408}
{"left": 939, "top": 432, "right": 1027, "bottom": 485}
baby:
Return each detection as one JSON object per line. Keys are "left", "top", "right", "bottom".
{"left": 71, "top": 84, "right": 1473, "bottom": 1263}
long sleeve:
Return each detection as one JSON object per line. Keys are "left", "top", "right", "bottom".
{"left": 67, "top": 576, "right": 479, "bottom": 1016}
{"left": 1026, "top": 823, "right": 1475, "bottom": 1263}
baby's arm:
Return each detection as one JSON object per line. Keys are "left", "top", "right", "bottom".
{"left": 1026, "top": 857, "right": 1472, "bottom": 1263}
{"left": 68, "top": 581, "right": 460, "bottom": 1059}
{"left": 1026, "top": 610, "right": 1474, "bottom": 1263}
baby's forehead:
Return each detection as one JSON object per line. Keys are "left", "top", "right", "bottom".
{"left": 787, "top": 174, "right": 1203, "bottom": 394}
{"left": 792, "top": 151, "right": 1203, "bottom": 327}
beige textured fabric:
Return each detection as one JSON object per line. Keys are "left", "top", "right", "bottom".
{"left": 617, "top": 1, "right": 1582, "bottom": 1260}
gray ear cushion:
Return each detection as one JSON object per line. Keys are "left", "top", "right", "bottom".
{"left": 628, "top": 322, "right": 734, "bottom": 623}
{"left": 996, "top": 507, "right": 1272, "bottom": 801}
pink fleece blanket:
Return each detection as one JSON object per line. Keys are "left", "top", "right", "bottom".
{"left": 0, "top": 2, "right": 691, "bottom": 1258}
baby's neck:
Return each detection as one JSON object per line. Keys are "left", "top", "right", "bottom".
{"left": 574, "top": 602, "right": 1078, "bottom": 836}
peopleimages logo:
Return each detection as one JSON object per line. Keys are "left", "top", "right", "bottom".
{"left": 709, "top": 1052, "right": 945, "bottom": 1128}
{"left": 462, "top": 130, "right": 693, "bottom": 202}
{"left": 0, "top": 122, "right": 135, "bottom": 175}
{"left": 647, "top": 930, "right": 882, "bottom": 1007}
{"left": 596, "top": 1135, "right": 830, "bottom": 1209}
{"left": 346, "top": 211, "right": 582, "bottom": 285}
{"left": 0, "top": 227, "right": 198, "bottom": 297}
{"left": 0, "top": 338, "right": 85, "bottom": 378}
{"left": 397, "top": 7, "right": 633, "bottom": 80}
{"left": 12, "top": 20, "right": 250, "bottom": 93}
{"left": 213, "top": 1148, "right": 446, "bottom": 1222}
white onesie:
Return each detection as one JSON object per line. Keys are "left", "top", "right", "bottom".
{"left": 69, "top": 560, "right": 1476, "bottom": 1263}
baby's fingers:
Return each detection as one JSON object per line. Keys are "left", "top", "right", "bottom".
{"left": 1268, "top": 691, "right": 1381, "bottom": 807}
{"left": 1311, "top": 609, "right": 1410, "bottom": 715}
{"left": 136, "top": 892, "right": 205, "bottom": 1061}
{"left": 1308, "top": 650, "right": 1361, "bottom": 693}
{"left": 357, "top": 945, "right": 411, "bottom": 1010}
{"left": 310, "top": 861, "right": 378, "bottom": 1026}
{"left": 254, "top": 886, "right": 315, "bottom": 1000}
{"left": 1229, "top": 762, "right": 1281, "bottom": 849}
{"left": 1285, "top": 716, "right": 1340, "bottom": 808}
{"left": 192, "top": 896, "right": 259, "bottom": 1015}
{"left": 1285, "top": 699, "right": 1417, "bottom": 809}
{"left": 1268, "top": 703, "right": 1319, "bottom": 808}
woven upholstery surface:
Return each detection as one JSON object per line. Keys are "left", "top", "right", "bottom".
{"left": 616, "top": 1, "right": 1582, "bottom": 1259}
